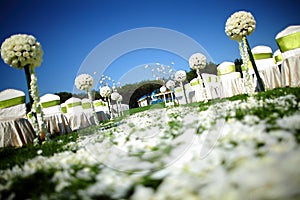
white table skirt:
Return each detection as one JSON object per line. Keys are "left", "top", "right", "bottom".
{"left": 281, "top": 56, "right": 300, "bottom": 87}
{"left": 44, "top": 114, "right": 72, "bottom": 135}
{"left": 0, "top": 118, "right": 36, "bottom": 148}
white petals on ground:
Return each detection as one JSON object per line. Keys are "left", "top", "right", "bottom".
{"left": 0, "top": 93, "right": 300, "bottom": 199}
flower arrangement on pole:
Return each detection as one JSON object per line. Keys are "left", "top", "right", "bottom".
{"left": 166, "top": 79, "right": 175, "bottom": 105}
{"left": 174, "top": 70, "right": 188, "bottom": 104}
{"left": 225, "top": 10, "right": 265, "bottom": 94}
{"left": 111, "top": 89, "right": 121, "bottom": 118}
{"left": 189, "top": 52, "right": 208, "bottom": 102}
{"left": 75, "top": 73, "right": 99, "bottom": 125}
{"left": 1, "top": 33, "right": 49, "bottom": 143}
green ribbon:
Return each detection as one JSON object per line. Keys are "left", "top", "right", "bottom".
{"left": 0, "top": 96, "right": 25, "bottom": 109}
{"left": 253, "top": 53, "right": 273, "bottom": 60}
{"left": 82, "top": 102, "right": 91, "bottom": 109}
{"left": 94, "top": 101, "right": 104, "bottom": 107}
{"left": 217, "top": 65, "right": 235, "bottom": 75}
{"left": 276, "top": 31, "right": 300, "bottom": 53}
{"left": 274, "top": 54, "right": 283, "bottom": 63}
{"left": 67, "top": 102, "right": 82, "bottom": 108}
{"left": 175, "top": 88, "right": 182, "bottom": 92}
{"left": 190, "top": 79, "right": 201, "bottom": 86}
{"left": 41, "top": 100, "right": 60, "bottom": 108}
{"left": 207, "top": 76, "right": 212, "bottom": 82}
{"left": 61, "top": 106, "right": 67, "bottom": 113}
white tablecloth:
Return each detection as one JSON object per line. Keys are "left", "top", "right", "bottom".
{"left": 0, "top": 118, "right": 36, "bottom": 148}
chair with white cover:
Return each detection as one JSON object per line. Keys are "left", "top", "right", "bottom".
{"left": 0, "top": 89, "right": 35, "bottom": 148}
{"left": 184, "top": 83, "right": 196, "bottom": 103}
{"left": 276, "top": 25, "right": 300, "bottom": 87}
{"left": 189, "top": 78, "right": 206, "bottom": 102}
{"left": 174, "top": 86, "right": 187, "bottom": 105}
{"left": 93, "top": 99, "right": 109, "bottom": 121}
{"left": 82, "top": 98, "right": 96, "bottom": 125}
{"left": 251, "top": 45, "right": 282, "bottom": 90}
{"left": 217, "top": 62, "right": 243, "bottom": 97}
{"left": 65, "top": 97, "right": 91, "bottom": 131}
{"left": 201, "top": 73, "right": 224, "bottom": 99}
{"left": 40, "top": 93, "right": 71, "bottom": 135}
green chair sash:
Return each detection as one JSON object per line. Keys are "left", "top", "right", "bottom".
{"left": 217, "top": 65, "right": 235, "bottom": 75}
{"left": 274, "top": 54, "right": 283, "bottom": 63}
{"left": 67, "top": 102, "right": 82, "bottom": 108}
{"left": 253, "top": 53, "right": 273, "bottom": 60}
{"left": 93, "top": 101, "right": 104, "bottom": 107}
{"left": 41, "top": 100, "right": 60, "bottom": 108}
{"left": 175, "top": 88, "right": 182, "bottom": 93}
{"left": 61, "top": 106, "right": 67, "bottom": 113}
{"left": 82, "top": 102, "right": 92, "bottom": 109}
{"left": 190, "top": 79, "right": 201, "bottom": 86}
{"left": 276, "top": 31, "right": 300, "bottom": 53}
{"left": 0, "top": 96, "right": 25, "bottom": 109}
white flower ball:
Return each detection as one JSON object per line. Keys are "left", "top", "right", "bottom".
{"left": 111, "top": 91, "right": 120, "bottom": 101}
{"left": 100, "top": 86, "right": 112, "bottom": 97}
{"left": 166, "top": 80, "right": 175, "bottom": 90}
{"left": 189, "top": 53, "right": 206, "bottom": 70}
{"left": 160, "top": 86, "right": 167, "bottom": 93}
{"left": 75, "top": 74, "right": 94, "bottom": 91}
{"left": 225, "top": 11, "right": 256, "bottom": 41}
{"left": 174, "top": 70, "right": 187, "bottom": 82}
{"left": 1, "top": 34, "right": 43, "bottom": 69}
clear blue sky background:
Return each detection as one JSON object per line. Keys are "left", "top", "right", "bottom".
{"left": 1, "top": 0, "right": 299, "bottom": 98}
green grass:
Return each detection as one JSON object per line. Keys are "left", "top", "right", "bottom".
{"left": 1, "top": 87, "right": 300, "bottom": 171}
{"left": 0, "top": 132, "right": 78, "bottom": 170}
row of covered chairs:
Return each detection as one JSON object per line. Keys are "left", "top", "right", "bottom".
{"left": 174, "top": 24, "right": 299, "bottom": 104}
{"left": 0, "top": 91, "right": 113, "bottom": 148}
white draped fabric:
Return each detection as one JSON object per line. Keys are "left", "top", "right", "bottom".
{"left": 219, "top": 72, "right": 244, "bottom": 98}
{"left": 174, "top": 86, "right": 187, "bottom": 105}
{"left": 276, "top": 25, "right": 300, "bottom": 87}
{"left": 40, "top": 93, "right": 71, "bottom": 135}
{"left": 189, "top": 78, "right": 206, "bottom": 102}
{"left": 202, "top": 73, "right": 224, "bottom": 99}
{"left": 0, "top": 89, "right": 35, "bottom": 148}
{"left": 251, "top": 45, "right": 282, "bottom": 90}
{"left": 184, "top": 83, "right": 196, "bottom": 103}
{"left": 65, "top": 97, "right": 91, "bottom": 131}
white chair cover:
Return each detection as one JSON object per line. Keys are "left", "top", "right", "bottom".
{"left": 201, "top": 73, "right": 224, "bottom": 99}
{"left": 217, "top": 62, "right": 244, "bottom": 97}
{"left": 174, "top": 86, "right": 187, "bottom": 105}
{"left": 0, "top": 89, "right": 35, "bottom": 147}
{"left": 276, "top": 25, "right": 300, "bottom": 87}
{"left": 40, "top": 93, "right": 71, "bottom": 135}
{"left": 184, "top": 83, "right": 196, "bottom": 103}
{"left": 65, "top": 97, "right": 90, "bottom": 131}
{"left": 251, "top": 45, "right": 282, "bottom": 90}
{"left": 189, "top": 78, "right": 205, "bottom": 102}
{"left": 82, "top": 98, "right": 96, "bottom": 125}
{"left": 93, "top": 99, "right": 110, "bottom": 121}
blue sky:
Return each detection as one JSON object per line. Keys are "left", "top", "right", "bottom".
{"left": 1, "top": 0, "right": 299, "bottom": 98}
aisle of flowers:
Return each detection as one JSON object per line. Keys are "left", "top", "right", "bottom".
{"left": 0, "top": 88, "right": 299, "bottom": 199}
